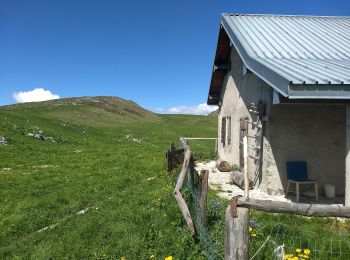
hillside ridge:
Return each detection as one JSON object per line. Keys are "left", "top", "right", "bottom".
{"left": 1, "top": 96, "right": 158, "bottom": 120}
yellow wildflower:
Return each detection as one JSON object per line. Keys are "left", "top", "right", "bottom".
{"left": 304, "top": 249, "right": 311, "bottom": 255}
{"left": 248, "top": 227, "right": 253, "bottom": 232}
{"left": 295, "top": 248, "right": 302, "bottom": 253}
{"left": 251, "top": 233, "right": 257, "bottom": 237}
{"left": 150, "top": 255, "right": 155, "bottom": 259}
{"left": 303, "top": 255, "right": 309, "bottom": 259}
{"left": 165, "top": 256, "right": 173, "bottom": 260}
{"left": 292, "top": 257, "right": 298, "bottom": 260}
{"left": 121, "top": 257, "right": 126, "bottom": 260}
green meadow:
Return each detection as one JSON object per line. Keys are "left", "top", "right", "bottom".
{"left": 1, "top": 96, "right": 349, "bottom": 259}
{"left": 0, "top": 97, "right": 221, "bottom": 259}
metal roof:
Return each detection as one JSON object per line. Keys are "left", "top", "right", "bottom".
{"left": 208, "top": 14, "right": 350, "bottom": 104}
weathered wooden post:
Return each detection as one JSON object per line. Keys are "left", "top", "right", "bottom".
{"left": 180, "top": 137, "right": 188, "bottom": 149}
{"left": 173, "top": 148, "right": 197, "bottom": 236}
{"left": 224, "top": 204, "right": 249, "bottom": 260}
{"left": 198, "top": 169, "right": 209, "bottom": 226}
{"left": 243, "top": 136, "right": 249, "bottom": 198}
{"left": 187, "top": 155, "right": 195, "bottom": 188}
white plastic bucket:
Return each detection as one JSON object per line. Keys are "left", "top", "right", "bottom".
{"left": 324, "top": 184, "right": 335, "bottom": 199}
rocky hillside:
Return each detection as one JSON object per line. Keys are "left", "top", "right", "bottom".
{"left": 3, "top": 96, "right": 158, "bottom": 120}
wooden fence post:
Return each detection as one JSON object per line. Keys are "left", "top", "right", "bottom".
{"left": 198, "top": 169, "right": 209, "bottom": 226}
{"left": 180, "top": 138, "right": 188, "bottom": 149}
{"left": 224, "top": 205, "right": 249, "bottom": 260}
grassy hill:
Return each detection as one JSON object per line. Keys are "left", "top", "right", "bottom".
{"left": 0, "top": 97, "right": 220, "bottom": 259}
{"left": 1, "top": 96, "right": 350, "bottom": 259}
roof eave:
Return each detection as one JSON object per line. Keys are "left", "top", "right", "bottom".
{"left": 288, "top": 84, "right": 350, "bottom": 99}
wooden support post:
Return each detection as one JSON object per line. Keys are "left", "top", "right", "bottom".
{"left": 180, "top": 138, "right": 188, "bottom": 149}
{"left": 198, "top": 170, "right": 209, "bottom": 226}
{"left": 225, "top": 205, "right": 249, "bottom": 260}
{"left": 243, "top": 136, "right": 249, "bottom": 198}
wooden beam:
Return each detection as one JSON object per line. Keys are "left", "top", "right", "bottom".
{"left": 243, "top": 136, "right": 249, "bottom": 198}
{"left": 236, "top": 198, "right": 350, "bottom": 218}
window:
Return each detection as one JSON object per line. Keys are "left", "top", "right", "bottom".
{"left": 239, "top": 117, "right": 249, "bottom": 170}
{"left": 221, "top": 116, "right": 232, "bottom": 147}
{"left": 221, "top": 117, "right": 226, "bottom": 146}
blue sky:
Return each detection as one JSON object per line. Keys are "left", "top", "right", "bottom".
{"left": 1, "top": 0, "right": 350, "bottom": 114}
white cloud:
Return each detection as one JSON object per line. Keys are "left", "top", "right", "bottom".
{"left": 154, "top": 103, "right": 218, "bottom": 115}
{"left": 12, "top": 88, "right": 60, "bottom": 103}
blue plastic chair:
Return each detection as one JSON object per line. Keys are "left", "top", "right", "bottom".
{"left": 286, "top": 161, "right": 318, "bottom": 202}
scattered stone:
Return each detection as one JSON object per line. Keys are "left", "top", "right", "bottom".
{"left": 0, "top": 136, "right": 7, "bottom": 145}
{"left": 45, "top": 136, "right": 56, "bottom": 143}
{"left": 76, "top": 207, "right": 90, "bottom": 215}
{"left": 26, "top": 133, "right": 34, "bottom": 137}
{"left": 125, "top": 134, "right": 142, "bottom": 143}
{"left": 147, "top": 176, "right": 155, "bottom": 181}
{"left": 34, "top": 131, "right": 45, "bottom": 140}
{"left": 132, "top": 138, "right": 142, "bottom": 143}
{"left": 30, "top": 165, "right": 58, "bottom": 169}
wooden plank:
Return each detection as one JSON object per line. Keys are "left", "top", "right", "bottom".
{"left": 236, "top": 198, "right": 350, "bottom": 218}
{"left": 174, "top": 149, "right": 191, "bottom": 191}
{"left": 225, "top": 205, "right": 249, "bottom": 260}
{"left": 174, "top": 189, "right": 197, "bottom": 236}
{"left": 243, "top": 136, "right": 249, "bottom": 198}
{"left": 198, "top": 170, "right": 209, "bottom": 226}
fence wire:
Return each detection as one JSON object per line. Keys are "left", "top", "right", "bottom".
{"left": 249, "top": 213, "right": 350, "bottom": 260}
{"left": 177, "top": 148, "right": 350, "bottom": 260}
{"left": 185, "top": 159, "right": 225, "bottom": 260}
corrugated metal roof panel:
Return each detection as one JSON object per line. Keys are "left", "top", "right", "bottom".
{"left": 218, "top": 14, "right": 350, "bottom": 99}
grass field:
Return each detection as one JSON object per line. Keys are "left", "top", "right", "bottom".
{"left": 0, "top": 97, "right": 221, "bottom": 259}
{"left": 1, "top": 96, "right": 349, "bottom": 259}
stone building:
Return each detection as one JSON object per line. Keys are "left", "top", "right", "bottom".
{"left": 207, "top": 14, "right": 350, "bottom": 205}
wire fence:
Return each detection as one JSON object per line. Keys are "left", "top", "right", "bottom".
{"left": 183, "top": 157, "right": 225, "bottom": 260}
{"left": 173, "top": 142, "right": 350, "bottom": 260}
{"left": 249, "top": 212, "right": 350, "bottom": 259}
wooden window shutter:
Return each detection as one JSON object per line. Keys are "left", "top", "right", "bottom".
{"left": 227, "top": 116, "right": 232, "bottom": 145}
{"left": 239, "top": 117, "right": 249, "bottom": 171}
{"left": 221, "top": 117, "right": 226, "bottom": 146}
